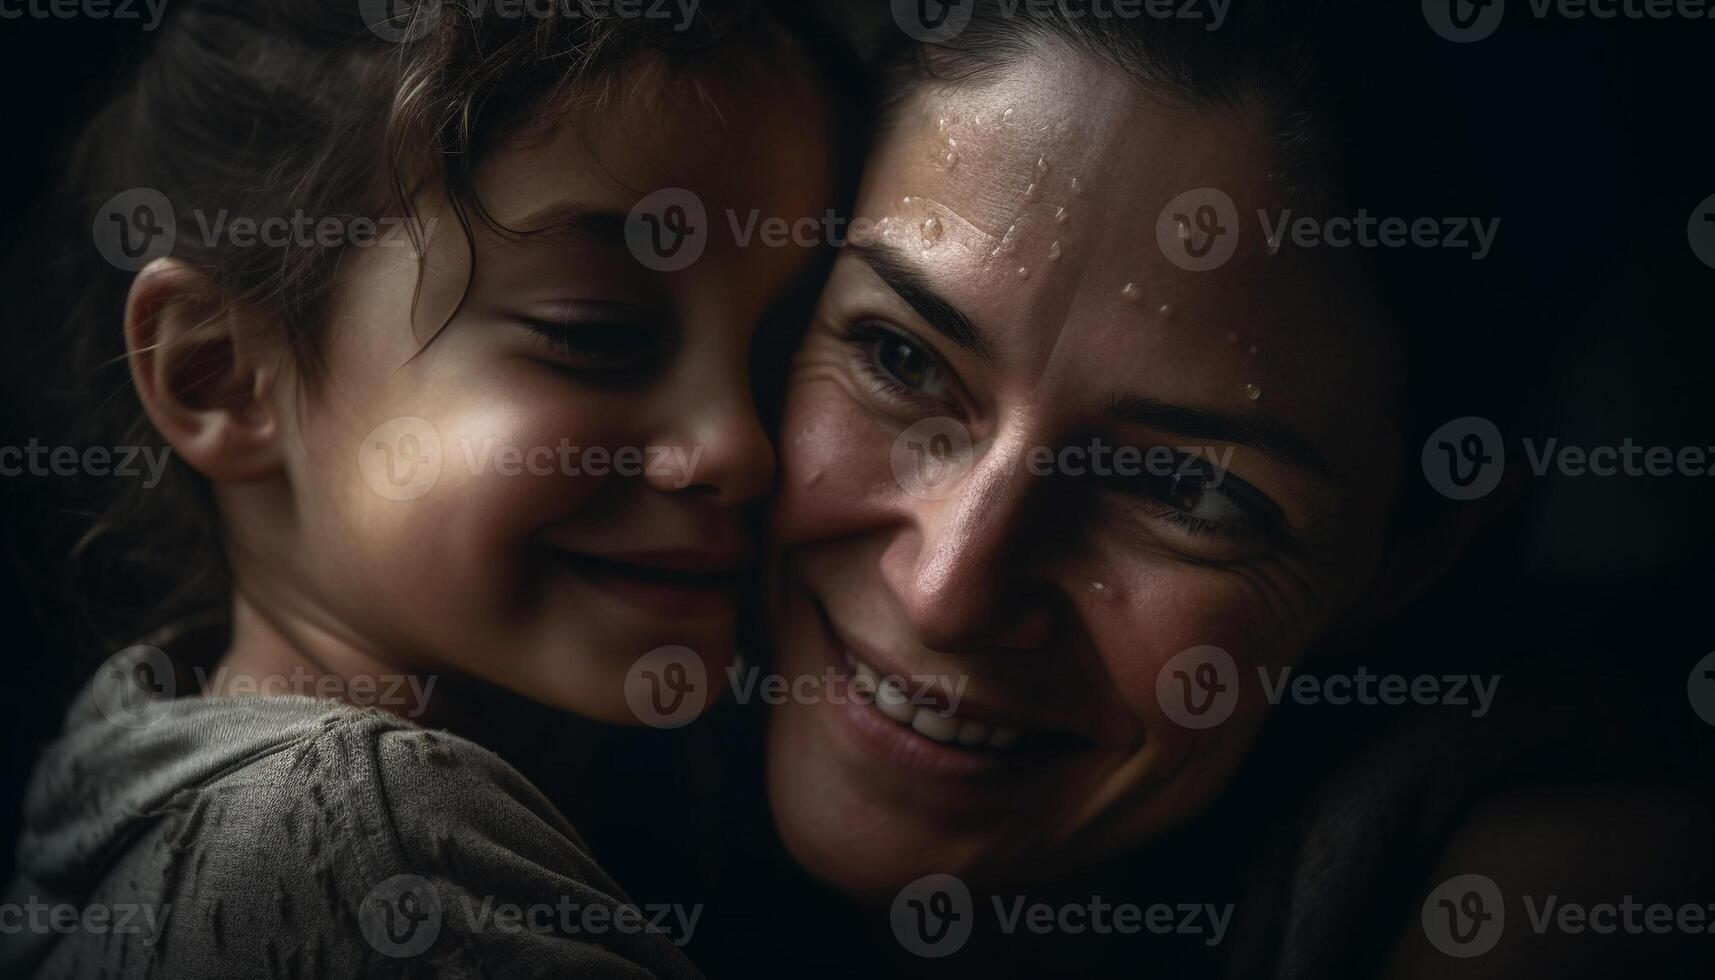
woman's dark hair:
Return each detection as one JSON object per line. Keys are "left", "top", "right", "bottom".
{"left": 874, "top": 0, "right": 1538, "bottom": 533}
{"left": 34, "top": 0, "right": 861, "bottom": 655}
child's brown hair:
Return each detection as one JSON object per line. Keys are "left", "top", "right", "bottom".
{"left": 39, "top": 0, "right": 862, "bottom": 657}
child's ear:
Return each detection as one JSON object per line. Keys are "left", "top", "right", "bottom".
{"left": 125, "top": 257, "right": 283, "bottom": 482}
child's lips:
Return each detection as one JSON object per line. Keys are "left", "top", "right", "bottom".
{"left": 580, "top": 547, "right": 754, "bottom": 576}
{"left": 551, "top": 548, "right": 749, "bottom": 619}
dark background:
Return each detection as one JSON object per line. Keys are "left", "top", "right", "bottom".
{"left": 1, "top": 0, "right": 1711, "bottom": 931}
{"left": 2, "top": 13, "right": 157, "bottom": 880}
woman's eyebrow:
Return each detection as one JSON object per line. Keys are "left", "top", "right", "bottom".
{"left": 846, "top": 242, "right": 996, "bottom": 364}
{"left": 1104, "top": 395, "right": 1335, "bottom": 478}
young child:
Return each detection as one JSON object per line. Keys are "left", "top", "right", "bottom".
{"left": 3, "top": 1, "right": 849, "bottom": 975}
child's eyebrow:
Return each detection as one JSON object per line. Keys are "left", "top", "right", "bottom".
{"left": 508, "top": 201, "right": 630, "bottom": 246}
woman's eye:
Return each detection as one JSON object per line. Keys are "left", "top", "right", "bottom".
{"left": 846, "top": 323, "right": 956, "bottom": 405}
{"left": 1150, "top": 469, "right": 1249, "bottom": 522}
{"left": 875, "top": 335, "right": 941, "bottom": 391}
{"left": 1124, "top": 456, "right": 1283, "bottom": 542}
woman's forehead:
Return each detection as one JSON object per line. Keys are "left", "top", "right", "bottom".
{"left": 867, "top": 51, "right": 1277, "bottom": 243}
{"left": 832, "top": 60, "right": 1400, "bottom": 482}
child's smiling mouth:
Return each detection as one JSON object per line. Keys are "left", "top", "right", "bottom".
{"left": 551, "top": 548, "right": 752, "bottom": 619}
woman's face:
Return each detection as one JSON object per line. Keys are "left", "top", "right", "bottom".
{"left": 767, "top": 47, "right": 1405, "bottom": 899}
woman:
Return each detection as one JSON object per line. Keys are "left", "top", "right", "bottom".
{"left": 743, "top": 2, "right": 1713, "bottom": 977}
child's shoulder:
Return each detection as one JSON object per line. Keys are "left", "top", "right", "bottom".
{"left": 9, "top": 665, "right": 702, "bottom": 979}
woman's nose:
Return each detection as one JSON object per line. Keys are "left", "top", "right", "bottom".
{"left": 881, "top": 438, "right": 1055, "bottom": 653}
{"left": 647, "top": 393, "right": 776, "bottom": 506}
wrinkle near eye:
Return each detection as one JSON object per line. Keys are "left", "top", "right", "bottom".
{"left": 1222, "top": 558, "right": 1321, "bottom": 640}
{"left": 787, "top": 328, "right": 907, "bottom": 432}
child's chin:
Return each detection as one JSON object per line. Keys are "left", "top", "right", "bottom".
{"left": 514, "top": 624, "right": 740, "bottom": 729}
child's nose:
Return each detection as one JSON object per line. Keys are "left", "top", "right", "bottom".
{"left": 646, "top": 400, "right": 776, "bottom": 506}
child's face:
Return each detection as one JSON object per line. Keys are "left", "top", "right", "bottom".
{"left": 262, "top": 61, "right": 831, "bottom": 723}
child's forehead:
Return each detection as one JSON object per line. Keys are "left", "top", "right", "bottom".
{"left": 475, "top": 55, "right": 833, "bottom": 223}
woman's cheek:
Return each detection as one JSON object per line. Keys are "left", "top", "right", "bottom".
{"left": 774, "top": 372, "right": 900, "bottom": 545}
{"left": 1085, "top": 569, "right": 1286, "bottom": 737}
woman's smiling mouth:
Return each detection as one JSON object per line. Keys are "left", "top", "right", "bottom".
{"left": 807, "top": 596, "right": 1097, "bottom": 778}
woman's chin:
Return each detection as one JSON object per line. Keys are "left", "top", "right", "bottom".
{"left": 768, "top": 782, "right": 946, "bottom": 905}
{"left": 765, "top": 701, "right": 998, "bottom": 904}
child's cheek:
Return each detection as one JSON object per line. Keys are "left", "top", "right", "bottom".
{"left": 435, "top": 395, "right": 612, "bottom": 529}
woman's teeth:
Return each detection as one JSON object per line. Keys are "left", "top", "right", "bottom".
{"left": 848, "top": 655, "right": 1023, "bottom": 751}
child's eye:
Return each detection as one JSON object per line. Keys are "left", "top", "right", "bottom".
{"left": 520, "top": 314, "right": 669, "bottom": 384}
